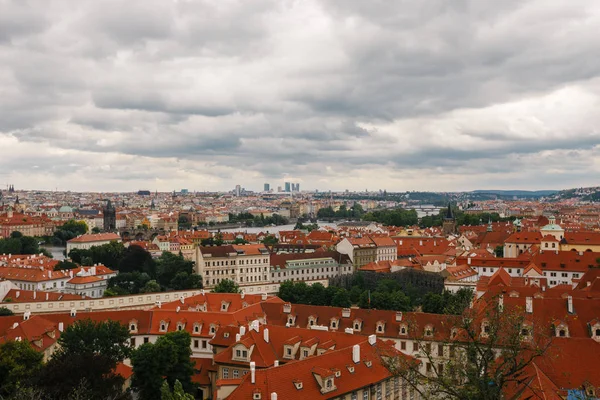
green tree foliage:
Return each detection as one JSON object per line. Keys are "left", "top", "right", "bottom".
{"left": 228, "top": 212, "right": 288, "bottom": 227}
{"left": 177, "top": 215, "right": 192, "bottom": 230}
{"left": 155, "top": 252, "right": 199, "bottom": 290}
{"left": 68, "top": 241, "right": 125, "bottom": 269}
{"left": 161, "top": 380, "right": 195, "bottom": 400}
{"left": 0, "top": 233, "right": 50, "bottom": 257}
{"left": 330, "top": 270, "right": 444, "bottom": 309}
{"left": 37, "top": 319, "right": 131, "bottom": 400}
{"left": 422, "top": 289, "right": 473, "bottom": 315}
{"left": 201, "top": 233, "right": 224, "bottom": 246}
{"left": 362, "top": 208, "right": 419, "bottom": 226}
{"left": 294, "top": 222, "right": 319, "bottom": 231}
{"left": 316, "top": 204, "right": 364, "bottom": 219}
{"left": 118, "top": 244, "right": 156, "bottom": 275}
{"left": 0, "top": 340, "right": 44, "bottom": 397}
{"left": 91, "top": 227, "right": 101, "bottom": 234}
{"left": 261, "top": 235, "right": 279, "bottom": 246}
{"left": 53, "top": 260, "right": 78, "bottom": 270}
{"left": 131, "top": 331, "right": 196, "bottom": 400}
{"left": 212, "top": 279, "right": 240, "bottom": 293}
{"left": 104, "top": 249, "right": 201, "bottom": 295}
{"left": 0, "top": 306, "right": 15, "bottom": 316}
{"left": 51, "top": 220, "right": 89, "bottom": 245}
{"left": 141, "top": 279, "right": 162, "bottom": 293}
{"left": 108, "top": 272, "right": 153, "bottom": 295}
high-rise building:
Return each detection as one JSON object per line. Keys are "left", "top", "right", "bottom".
{"left": 295, "top": 183, "right": 300, "bottom": 192}
{"left": 235, "top": 185, "right": 241, "bottom": 197}
{"left": 285, "top": 182, "right": 291, "bottom": 192}
{"left": 264, "top": 183, "right": 270, "bottom": 192}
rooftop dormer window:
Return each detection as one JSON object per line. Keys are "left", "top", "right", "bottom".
{"left": 129, "top": 320, "right": 138, "bottom": 333}
{"left": 177, "top": 322, "right": 185, "bottom": 331}
{"left": 159, "top": 321, "right": 168, "bottom": 332}
{"left": 353, "top": 319, "right": 362, "bottom": 331}
{"left": 424, "top": 325, "right": 433, "bottom": 337}
{"left": 399, "top": 324, "right": 408, "bottom": 335}
{"left": 193, "top": 323, "right": 201, "bottom": 334}
{"left": 293, "top": 381, "right": 303, "bottom": 390}
{"left": 481, "top": 320, "right": 490, "bottom": 337}
{"left": 209, "top": 324, "right": 216, "bottom": 334}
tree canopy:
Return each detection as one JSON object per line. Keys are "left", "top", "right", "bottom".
{"left": 212, "top": 279, "right": 240, "bottom": 293}
{"left": 0, "top": 340, "right": 44, "bottom": 398}
{"left": 36, "top": 319, "right": 131, "bottom": 400}
{"left": 131, "top": 331, "right": 196, "bottom": 400}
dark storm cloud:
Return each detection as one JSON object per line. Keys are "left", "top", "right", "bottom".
{"left": 1, "top": 0, "right": 600, "bottom": 191}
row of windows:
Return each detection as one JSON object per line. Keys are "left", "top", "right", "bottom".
{"left": 205, "top": 258, "right": 269, "bottom": 267}
{"left": 222, "top": 367, "right": 247, "bottom": 379}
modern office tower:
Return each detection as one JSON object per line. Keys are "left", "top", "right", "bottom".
{"left": 285, "top": 182, "right": 291, "bottom": 192}
{"left": 235, "top": 185, "right": 241, "bottom": 196}
{"left": 264, "top": 183, "right": 270, "bottom": 192}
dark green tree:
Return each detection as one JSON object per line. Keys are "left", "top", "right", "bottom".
{"left": 213, "top": 279, "right": 240, "bottom": 293}
{"left": 0, "top": 340, "right": 43, "bottom": 397}
{"left": 37, "top": 319, "right": 131, "bottom": 400}
{"left": 118, "top": 245, "right": 156, "bottom": 275}
{"left": 53, "top": 260, "right": 78, "bottom": 271}
{"left": 0, "top": 307, "right": 14, "bottom": 316}
{"left": 131, "top": 331, "right": 196, "bottom": 400}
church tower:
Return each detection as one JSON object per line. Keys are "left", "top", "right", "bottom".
{"left": 103, "top": 200, "right": 117, "bottom": 232}
{"left": 442, "top": 203, "right": 456, "bottom": 236}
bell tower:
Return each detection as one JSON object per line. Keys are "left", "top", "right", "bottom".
{"left": 442, "top": 203, "right": 456, "bottom": 236}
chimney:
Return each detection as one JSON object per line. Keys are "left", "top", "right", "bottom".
{"left": 498, "top": 294, "right": 504, "bottom": 311}
{"left": 271, "top": 393, "right": 277, "bottom": 400}
{"left": 250, "top": 362, "right": 256, "bottom": 384}
{"left": 180, "top": 296, "right": 184, "bottom": 304}
{"left": 283, "top": 303, "right": 292, "bottom": 313}
{"left": 58, "top": 322, "right": 64, "bottom": 332}
{"left": 467, "top": 257, "right": 471, "bottom": 265}
{"left": 352, "top": 344, "right": 360, "bottom": 363}
{"left": 176, "top": 306, "right": 180, "bottom": 313}
{"left": 395, "top": 312, "right": 403, "bottom": 322}
{"left": 15, "top": 290, "right": 20, "bottom": 298}
{"left": 235, "top": 333, "right": 241, "bottom": 342}
{"left": 342, "top": 308, "right": 351, "bottom": 318}
{"left": 525, "top": 297, "right": 533, "bottom": 313}
{"left": 261, "top": 293, "right": 267, "bottom": 301}
{"left": 33, "top": 291, "right": 36, "bottom": 300}
{"left": 368, "top": 334, "right": 376, "bottom": 345}
{"left": 23, "top": 311, "right": 31, "bottom": 320}
{"left": 240, "top": 326, "right": 246, "bottom": 336}
{"left": 345, "top": 328, "right": 354, "bottom": 334}
{"left": 12, "top": 322, "right": 18, "bottom": 329}
{"left": 274, "top": 360, "right": 279, "bottom": 367}
{"left": 46, "top": 293, "right": 49, "bottom": 301}
{"left": 263, "top": 328, "right": 270, "bottom": 343}
{"left": 567, "top": 296, "right": 574, "bottom": 314}
{"left": 241, "top": 291, "right": 245, "bottom": 299}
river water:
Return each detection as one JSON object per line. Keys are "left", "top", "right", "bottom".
{"left": 41, "top": 246, "right": 66, "bottom": 261}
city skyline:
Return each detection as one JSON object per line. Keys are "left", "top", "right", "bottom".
{"left": 1, "top": 1, "right": 600, "bottom": 192}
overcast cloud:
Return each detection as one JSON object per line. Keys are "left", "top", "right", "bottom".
{"left": 1, "top": 0, "right": 599, "bottom": 192}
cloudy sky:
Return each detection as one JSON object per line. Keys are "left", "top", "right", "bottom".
{"left": 1, "top": 0, "right": 600, "bottom": 193}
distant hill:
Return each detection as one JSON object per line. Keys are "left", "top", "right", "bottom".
{"left": 470, "top": 190, "right": 558, "bottom": 197}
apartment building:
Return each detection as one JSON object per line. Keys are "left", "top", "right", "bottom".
{"left": 196, "top": 244, "right": 271, "bottom": 289}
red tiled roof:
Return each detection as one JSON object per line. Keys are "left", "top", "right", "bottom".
{"left": 67, "top": 233, "right": 121, "bottom": 243}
